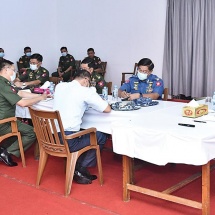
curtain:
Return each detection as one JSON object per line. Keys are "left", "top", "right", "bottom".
{"left": 162, "top": 0, "right": 215, "bottom": 98}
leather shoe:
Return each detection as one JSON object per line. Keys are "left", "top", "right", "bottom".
{"left": 73, "top": 171, "right": 92, "bottom": 184}
{"left": 0, "top": 147, "right": 18, "bottom": 167}
{"left": 77, "top": 166, "right": 97, "bottom": 181}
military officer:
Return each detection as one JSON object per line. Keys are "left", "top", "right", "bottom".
{"left": 52, "top": 47, "right": 76, "bottom": 82}
{"left": 81, "top": 57, "right": 106, "bottom": 94}
{"left": 119, "top": 58, "right": 164, "bottom": 100}
{"left": 87, "top": 48, "right": 104, "bottom": 74}
{"left": 14, "top": 53, "right": 49, "bottom": 88}
{"left": 18, "top": 46, "right": 31, "bottom": 72}
{"left": 0, "top": 60, "right": 48, "bottom": 167}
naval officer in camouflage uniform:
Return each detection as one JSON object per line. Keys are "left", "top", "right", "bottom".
{"left": 81, "top": 57, "right": 106, "bottom": 94}
{"left": 87, "top": 48, "right": 104, "bottom": 74}
{"left": 18, "top": 46, "right": 31, "bottom": 72}
{"left": 0, "top": 60, "right": 48, "bottom": 167}
{"left": 52, "top": 47, "right": 76, "bottom": 82}
{"left": 14, "top": 53, "right": 49, "bottom": 88}
{"left": 119, "top": 58, "right": 164, "bottom": 100}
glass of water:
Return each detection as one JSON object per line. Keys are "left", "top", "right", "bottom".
{"left": 205, "top": 96, "right": 212, "bottom": 108}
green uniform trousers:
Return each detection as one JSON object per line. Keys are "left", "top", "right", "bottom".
{"left": 0, "top": 120, "right": 36, "bottom": 157}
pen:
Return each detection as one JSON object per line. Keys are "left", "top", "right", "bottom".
{"left": 193, "top": 120, "right": 206, "bottom": 123}
{"left": 178, "top": 123, "right": 195, "bottom": 127}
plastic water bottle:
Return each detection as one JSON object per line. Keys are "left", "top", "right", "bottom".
{"left": 212, "top": 92, "right": 215, "bottom": 110}
{"left": 102, "top": 86, "right": 108, "bottom": 100}
{"left": 112, "top": 85, "right": 118, "bottom": 101}
{"left": 49, "top": 82, "right": 55, "bottom": 96}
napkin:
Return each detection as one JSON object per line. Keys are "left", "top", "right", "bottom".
{"left": 185, "top": 99, "right": 199, "bottom": 108}
{"left": 40, "top": 81, "right": 50, "bottom": 89}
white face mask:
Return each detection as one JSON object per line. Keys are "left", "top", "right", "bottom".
{"left": 0, "top": 52, "right": 5, "bottom": 58}
{"left": 61, "top": 52, "right": 67, "bottom": 57}
{"left": 30, "top": 64, "right": 37, "bottom": 71}
{"left": 137, "top": 71, "right": 148, "bottom": 81}
{"left": 10, "top": 71, "right": 16, "bottom": 82}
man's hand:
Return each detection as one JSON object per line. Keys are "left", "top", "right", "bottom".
{"left": 120, "top": 91, "right": 130, "bottom": 98}
{"left": 41, "top": 93, "right": 48, "bottom": 100}
{"left": 14, "top": 81, "right": 23, "bottom": 88}
{"left": 128, "top": 93, "right": 140, "bottom": 101}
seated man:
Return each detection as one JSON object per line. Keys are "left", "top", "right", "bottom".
{"left": 0, "top": 60, "right": 48, "bottom": 167}
{"left": 87, "top": 48, "right": 103, "bottom": 74}
{"left": 18, "top": 46, "right": 31, "bottom": 73}
{"left": 14, "top": 53, "right": 49, "bottom": 88}
{"left": 54, "top": 69, "right": 111, "bottom": 184}
{"left": 81, "top": 57, "right": 106, "bottom": 94}
{"left": 118, "top": 58, "right": 164, "bottom": 100}
{"left": 52, "top": 47, "right": 76, "bottom": 82}
{"left": 0, "top": 48, "right": 7, "bottom": 63}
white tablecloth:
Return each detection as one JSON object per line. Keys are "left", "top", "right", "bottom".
{"left": 16, "top": 99, "right": 215, "bottom": 166}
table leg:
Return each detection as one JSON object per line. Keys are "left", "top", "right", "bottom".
{"left": 202, "top": 161, "right": 210, "bottom": 215}
{"left": 123, "top": 155, "right": 131, "bottom": 201}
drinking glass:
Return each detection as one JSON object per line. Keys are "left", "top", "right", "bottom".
{"left": 205, "top": 96, "right": 212, "bottom": 109}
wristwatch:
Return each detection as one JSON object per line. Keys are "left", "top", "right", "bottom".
{"left": 22, "top": 82, "right": 26, "bottom": 87}
{"left": 139, "top": 93, "right": 142, "bottom": 98}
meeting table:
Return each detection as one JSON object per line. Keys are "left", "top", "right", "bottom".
{"left": 16, "top": 98, "right": 215, "bottom": 215}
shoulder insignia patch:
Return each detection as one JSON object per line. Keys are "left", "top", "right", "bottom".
{"left": 98, "top": 81, "right": 105, "bottom": 88}
{"left": 156, "top": 81, "right": 161, "bottom": 86}
{"left": 11, "top": 87, "right": 16, "bottom": 93}
{"left": 42, "top": 73, "right": 46, "bottom": 77}
{"left": 19, "top": 61, "right": 23, "bottom": 63}
{"left": 125, "top": 79, "right": 130, "bottom": 83}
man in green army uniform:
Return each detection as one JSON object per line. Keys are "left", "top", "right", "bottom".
{"left": 81, "top": 57, "right": 106, "bottom": 94}
{"left": 52, "top": 47, "right": 76, "bottom": 82}
{"left": 0, "top": 60, "right": 48, "bottom": 167}
{"left": 14, "top": 53, "right": 49, "bottom": 88}
{"left": 17, "top": 47, "right": 31, "bottom": 73}
{"left": 87, "top": 48, "right": 104, "bottom": 74}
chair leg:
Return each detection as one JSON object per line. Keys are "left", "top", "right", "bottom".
{"left": 34, "top": 140, "right": 40, "bottom": 160}
{"left": 65, "top": 152, "right": 78, "bottom": 196}
{"left": 96, "top": 146, "right": 103, "bottom": 185}
{"left": 36, "top": 149, "right": 48, "bottom": 187}
{"left": 17, "top": 133, "right": 26, "bottom": 167}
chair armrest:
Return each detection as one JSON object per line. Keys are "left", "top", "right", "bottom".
{"left": 122, "top": 73, "right": 134, "bottom": 75}
{"left": 64, "top": 127, "right": 97, "bottom": 140}
{"left": 0, "top": 117, "right": 17, "bottom": 124}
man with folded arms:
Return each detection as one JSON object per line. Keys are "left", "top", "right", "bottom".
{"left": 54, "top": 69, "right": 111, "bottom": 184}
{"left": 14, "top": 53, "right": 49, "bottom": 88}
{"left": 0, "top": 60, "right": 48, "bottom": 167}
{"left": 18, "top": 46, "right": 31, "bottom": 73}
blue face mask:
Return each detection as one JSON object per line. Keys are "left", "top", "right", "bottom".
{"left": 0, "top": 52, "right": 5, "bottom": 58}
{"left": 137, "top": 72, "right": 147, "bottom": 81}
{"left": 61, "top": 52, "right": 67, "bottom": 57}
{"left": 26, "top": 52, "right": 31, "bottom": 57}
{"left": 30, "top": 64, "right": 37, "bottom": 71}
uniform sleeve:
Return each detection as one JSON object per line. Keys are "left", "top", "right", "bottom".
{"left": 37, "top": 69, "right": 50, "bottom": 84}
{"left": 18, "top": 70, "right": 29, "bottom": 81}
{"left": 119, "top": 80, "right": 132, "bottom": 92}
{"left": 0, "top": 85, "right": 22, "bottom": 106}
{"left": 152, "top": 78, "right": 164, "bottom": 97}
{"left": 68, "top": 55, "right": 76, "bottom": 68}
{"left": 58, "top": 57, "right": 62, "bottom": 68}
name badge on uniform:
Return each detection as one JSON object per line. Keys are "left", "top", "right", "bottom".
{"left": 146, "top": 82, "right": 153, "bottom": 93}
{"left": 134, "top": 82, "right": 139, "bottom": 90}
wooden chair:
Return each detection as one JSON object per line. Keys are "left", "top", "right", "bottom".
{"left": 106, "top": 82, "right": 112, "bottom": 95}
{"left": 0, "top": 117, "right": 26, "bottom": 167}
{"left": 121, "top": 63, "right": 137, "bottom": 85}
{"left": 17, "top": 61, "right": 22, "bottom": 71}
{"left": 163, "top": 88, "right": 168, "bottom": 101}
{"left": 28, "top": 107, "right": 103, "bottom": 196}
{"left": 75, "top": 60, "right": 81, "bottom": 70}
{"left": 49, "top": 77, "right": 63, "bottom": 85}
{"left": 99, "top": 61, "right": 107, "bottom": 77}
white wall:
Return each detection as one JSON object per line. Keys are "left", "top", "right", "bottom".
{"left": 1, "top": 0, "right": 167, "bottom": 87}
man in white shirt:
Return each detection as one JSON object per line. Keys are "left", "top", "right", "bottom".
{"left": 54, "top": 69, "right": 111, "bottom": 184}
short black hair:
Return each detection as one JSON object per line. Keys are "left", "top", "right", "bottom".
{"left": 81, "top": 57, "right": 95, "bottom": 69}
{"left": 30, "top": 53, "right": 43, "bottom": 62}
{"left": 73, "top": 69, "right": 91, "bottom": 80}
{"left": 0, "top": 48, "right": 4, "bottom": 52}
{"left": 0, "top": 59, "right": 14, "bottom": 72}
{"left": 60, "top": 47, "right": 67, "bottom": 51}
{"left": 138, "top": 58, "right": 154, "bottom": 71}
{"left": 87, "top": 48, "right": 94, "bottom": 53}
{"left": 24, "top": 47, "right": 31, "bottom": 52}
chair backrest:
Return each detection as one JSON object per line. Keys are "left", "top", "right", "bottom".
{"left": 29, "top": 107, "right": 70, "bottom": 157}
{"left": 75, "top": 60, "right": 81, "bottom": 70}
{"left": 17, "top": 61, "right": 22, "bottom": 71}
{"left": 106, "top": 82, "right": 112, "bottom": 95}
{"left": 163, "top": 88, "right": 168, "bottom": 101}
{"left": 49, "top": 77, "right": 63, "bottom": 85}
{"left": 101, "top": 61, "right": 107, "bottom": 71}
{"left": 133, "top": 63, "right": 138, "bottom": 74}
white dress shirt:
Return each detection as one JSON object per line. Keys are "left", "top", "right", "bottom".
{"left": 53, "top": 80, "right": 108, "bottom": 131}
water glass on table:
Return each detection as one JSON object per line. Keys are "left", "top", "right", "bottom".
{"left": 205, "top": 96, "right": 212, "bottom": 109}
